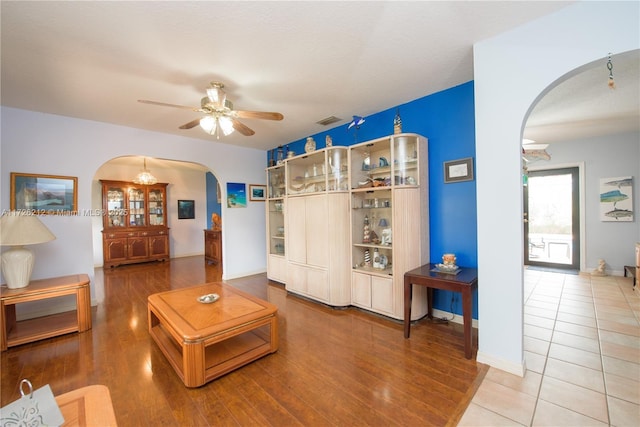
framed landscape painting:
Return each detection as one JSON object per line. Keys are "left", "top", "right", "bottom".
{"left": 10, "top": 172, "right": 77, "bottom": 214}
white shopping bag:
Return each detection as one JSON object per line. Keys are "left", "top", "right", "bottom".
{"left": 0, "top": 379, "right": 64, "bottom": 427}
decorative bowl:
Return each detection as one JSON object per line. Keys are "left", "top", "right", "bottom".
{"left": 197, "top": 293, "right": 220, "bottom": 304}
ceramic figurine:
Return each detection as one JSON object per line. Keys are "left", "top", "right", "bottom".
{"left": 325, "top": 135, "right": 333, "bottom": 147}
{"left": 305, "top": 137, "right": 316, "bottom": 153}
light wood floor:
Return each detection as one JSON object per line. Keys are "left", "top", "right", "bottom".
{"left": 1, "top": 257, "right": 487, "bottom": 426}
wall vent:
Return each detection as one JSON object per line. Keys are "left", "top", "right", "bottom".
{"left": 316, "top": 116, "right": 342, "bottom": 126}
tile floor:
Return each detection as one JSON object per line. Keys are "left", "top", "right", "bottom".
{"left": 459, "top": 269, "right": 639, "bottom": 426}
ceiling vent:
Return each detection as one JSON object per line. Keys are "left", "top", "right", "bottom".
{"left": 316, "top": 116, "right": 342, "bottom": 126}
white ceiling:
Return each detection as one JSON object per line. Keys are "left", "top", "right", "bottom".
{"left": 1, "top": 1, "right": 637, "bottom": 160}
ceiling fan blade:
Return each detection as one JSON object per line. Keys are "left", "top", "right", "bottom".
{"left": 138, "top": 99, "right": 200, "bottom": 111}
{"left": 179, "top": 118, "right": 202, "bottom": 129}
{"left": 234, "top": 110, "right": 284, "bottom": 121}
{"left": 231, "top": 119, "right": 255, "bottom": 136}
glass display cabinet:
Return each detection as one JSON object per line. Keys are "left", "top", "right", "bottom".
{"left": 349, "top": 134, "right": 421, "bottom": 190}
{"left": 267, "top": 164, "right": 285, "bottom": 199}
{"left": 286, "top": 147, "right": 349, "bottom": 195}
{"left": 348, "top": 133, "right": 429, "bottom": 320}
{"left": 265, "top": 165, "right": 287, "bottom": 283}
{"left": 100, "top": 180, "right": 169, "bottom": 268}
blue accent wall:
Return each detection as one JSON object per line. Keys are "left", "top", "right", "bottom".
{"left": 206, "top": 172, "right": 221, "bottom": 229}
{"left": 272, "top": 82, "right": 478, "bottom": 318}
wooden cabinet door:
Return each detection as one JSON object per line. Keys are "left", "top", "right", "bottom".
{"left": 287, "top": 197, "right": 307, "bottom": 264}
{"left": 352, "top": 272, "right": 371, "bottom": 307}
{"left": 128, "top": 237, "right": 149, "bottom": 259}
{"left": 286, "top": 262, "right": 307, "bottom": 294}
{"left": 149, "top": 235, "right": 169, "bottom": 257}
{"left": 371, "top": 276, "right": 394, "bottom": 314}
{"left": 305, "top": 195, "right": 328, "bottom": 268}
{"left": 104, "top": 238, "right": 127, "bottom": 264}
{"left": 306, "top": 267, "right": 328, "bottom": 301}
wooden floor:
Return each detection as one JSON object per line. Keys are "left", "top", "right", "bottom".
{"left": 1, "top": 257, "right": 487, "bottom": 426}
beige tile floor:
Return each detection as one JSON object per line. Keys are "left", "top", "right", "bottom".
{"left": 459, "top": 269, "right": 640, "bottom": 426}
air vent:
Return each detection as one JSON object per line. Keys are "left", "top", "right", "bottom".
{"left": 316, "top": 116, "right": 342, "bottom": 126}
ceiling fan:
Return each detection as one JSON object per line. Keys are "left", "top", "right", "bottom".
{"left": 138, "top": 82, "right": 283, "bottom": 138}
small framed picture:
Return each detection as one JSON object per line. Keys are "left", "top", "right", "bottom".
{"left": 178, "top": 200, "right": 195, "bottom": 219}
{"left": 249, "top": 184, "right": 266, "bottom": 201}
{"left": 444, "top": 157, "right": 474, "bottom": 183}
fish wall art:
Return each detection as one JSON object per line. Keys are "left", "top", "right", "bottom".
{"left": 599, "top": 176, "right": 634, "bottom": 221}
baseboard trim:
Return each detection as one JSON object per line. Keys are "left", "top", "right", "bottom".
{"left": 432, "top": 308, "right": 479, "bottom": 329}
{"left": 476, "top": 351, "right": 526, "bottom": 377}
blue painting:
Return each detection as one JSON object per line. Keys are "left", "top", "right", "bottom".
{"left": 226, "top": 182, "right": 246, "bottom": 208}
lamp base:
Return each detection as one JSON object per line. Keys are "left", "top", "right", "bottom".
{"left": 1, "top": 246, "right": 34, "bottom": 289}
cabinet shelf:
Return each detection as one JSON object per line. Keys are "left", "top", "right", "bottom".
{"left": 353, "top": 243, "right": 392, "bottom": 250}
{"left": 352, "top": 266, "right": 393, "bottom": 276}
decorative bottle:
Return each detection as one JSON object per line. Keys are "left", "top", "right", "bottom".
{"left": 373, "top": 248, "right": 380, "bottom": 269}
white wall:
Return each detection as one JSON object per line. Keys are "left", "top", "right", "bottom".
{"left": 474, "top": 1, "right": 639, "bottom": 375}
{"left": 1, "top": 107, "right": 268, "bottom": 299}
{"left": 536, "top": 131, "right": 640, "bottom": 274}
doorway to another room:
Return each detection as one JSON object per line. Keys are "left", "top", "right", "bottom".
{"left": 524, "top": 167, "right": 580, "bottom": 272}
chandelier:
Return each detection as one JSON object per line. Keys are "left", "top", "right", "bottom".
{"left": 133, "top": 157, "right": 157, "bottom": 185}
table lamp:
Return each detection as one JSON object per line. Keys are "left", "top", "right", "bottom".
{"left": 0, "top": 213, "right": 56, "bottom": 289}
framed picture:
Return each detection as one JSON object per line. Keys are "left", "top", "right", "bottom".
{"left": 249, "top": 184, "right": 266, "bottom": 201}
{"left": 10, "top": 172, "right": 78, "bottom": 214}
{"left": 177, "top": 200, "right": 195, "bottom": 219}
{"left": 226, "top": 182, "right": 247, "bottom": 208}
{"left": 444, "top": 157, "right": 474, "bottom": 183}
{"left": 599, "top": 176, "right": 633, "bottom": 221}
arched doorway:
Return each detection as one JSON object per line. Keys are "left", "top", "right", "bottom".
{"left": 474, "top": 0, "right": 638, "bottom": 374}
{"left": 92, "top": 156, "right": 223, "bottom": 273}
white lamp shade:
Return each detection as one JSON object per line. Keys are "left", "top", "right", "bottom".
{"left": 0, "top": 214, "right": 56, "bottom": 246}
{"left": 1, "top": 213, "right": 56, "bottom": 289}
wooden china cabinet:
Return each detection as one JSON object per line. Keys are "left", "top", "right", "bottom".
{"left": 100, "top": 180, "right": 170, "bottom": 268}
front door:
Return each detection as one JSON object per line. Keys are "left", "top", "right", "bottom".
{"left": 524, "top": 167, "right": 580, "bottom": 270}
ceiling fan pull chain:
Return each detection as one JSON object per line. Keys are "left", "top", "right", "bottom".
{"left": 607, "top": 53, "right": 615, "bottom": 89}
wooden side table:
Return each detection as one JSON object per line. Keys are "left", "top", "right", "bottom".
{"left": 56, "top": 384, "right": 117, "bottom": 426}
{"left": 404, "top": 264, "right": 478, "bottom": 359}
{"left": 0, "top": 274, "right": 92, "bottom": 351}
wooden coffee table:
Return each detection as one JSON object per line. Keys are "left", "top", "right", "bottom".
{"left": 148, "top": 282, "right": 278, "bottom": 387}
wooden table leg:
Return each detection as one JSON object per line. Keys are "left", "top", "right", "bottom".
{"left": 403, "top": 276, "right": 412, "bottom": 338}
{"left": 77, "top": 283, "right": 92, "bottom": 332}
{"left": 462, "top": 287, "right": 473, "bottom": 359}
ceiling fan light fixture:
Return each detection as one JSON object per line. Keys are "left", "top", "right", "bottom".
{"left": 133, "top": 158, "right": 158, "bottom": 185}
{"left": 219, "top": 116, "right": 234, "bottom": 136}
{"left": 200, "top": 116, "right": 217, "bottom": 135}
{"left": 206, "top": 82, "right": 226, "bottom": 108}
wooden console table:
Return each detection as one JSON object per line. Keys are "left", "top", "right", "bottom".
{"left": 0, "top": 274, "right": 92, "bottom": 351}
{"left": 404, "top": 264, "right": 478, "bottom": 359}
